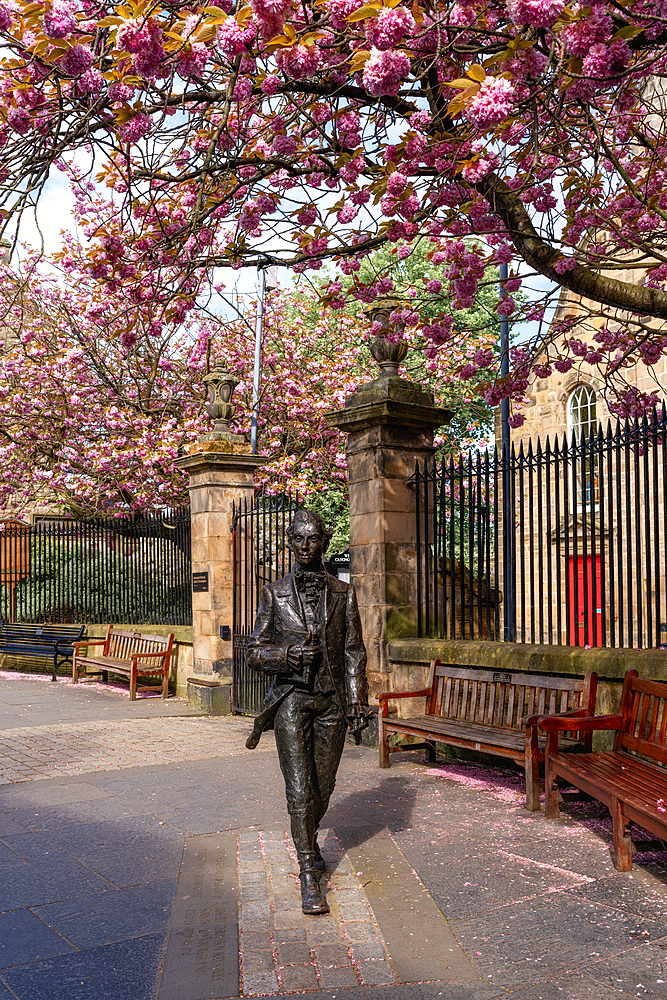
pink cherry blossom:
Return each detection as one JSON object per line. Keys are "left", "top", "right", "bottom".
{"left": 61, "top": 45, "right": 93, "bottom": 76}
{"left": 118, "top": 113, "right": 153, "bottom": 143}
{"left": 364, "top": 6, "right": 415, "bottom": 50}
{"left": 506, "top": 0, "right": 564, "bottom": 26}
{"left": 43, "top": 0, "right": 77, "bottom": 38}
{"left": 362, "top": 47, "right": 411, "bottom": 97}
{"left": 465, "top": 76, "right": 515, "bottom": 128}
{"left": 276, "top": 43, "right": 321, "bottom": 79}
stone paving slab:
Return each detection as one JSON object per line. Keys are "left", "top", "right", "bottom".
{"left": 0, "top": 715, "right": 268, "bottom": 784}
{"left": 159, "top": 826, "right": 484, "bottom": 999}
{"left": 157, "top": 833, "right": 239, "bottom": 1000}
{"left": 340, "top": 828, "right": 476, "bottom": 984}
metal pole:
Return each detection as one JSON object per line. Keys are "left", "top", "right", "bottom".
{"left": 500, "top": 263, "right": 510, "bottom": 461}
{"left": 251, "top": 266, "right": 266, "bottom": 455}
{"left": 499, "top": 263, "right": 516, "bottom": 641}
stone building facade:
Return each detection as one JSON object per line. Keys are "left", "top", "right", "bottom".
{"left": 495, "top": 281, "right": 667, "bottom": 649}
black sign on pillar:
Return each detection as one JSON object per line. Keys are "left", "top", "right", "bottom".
{"left": 192, "top": 572, "right": 209, "bottom": 593}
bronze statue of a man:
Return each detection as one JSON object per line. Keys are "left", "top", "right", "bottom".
{"left": 245, "top": 509, "right": 369, "bottom": 915}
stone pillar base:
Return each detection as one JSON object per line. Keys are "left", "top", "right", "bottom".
{"left": 187, "top": 677, "right": 232, "bottom": 716}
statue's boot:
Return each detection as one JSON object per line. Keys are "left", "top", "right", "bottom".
{"left": 300, "top": 872, "right": 329, "bottom": 915}
{"left": 313, "top": 838, "right": 326, "bottom": 873}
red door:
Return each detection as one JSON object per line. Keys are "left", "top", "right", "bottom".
{"left": 568, "top": 556, "right": 603, "bottom": 647}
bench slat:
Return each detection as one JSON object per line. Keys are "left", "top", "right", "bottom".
{"left": 648, "top": 696, "right": 660, "bottom": 743}
{"left": 384, "top": 715, "right": 583, "bottom": 754}
{"left": 659, "top": 700, "right": 667, "bottom": 747}
{"left": 638, "top": 692, "right": 651, "bottom": 740}
{"left": 620, "top": 732, "right": 667, "bottom": 766}
{"left": 505, "top": 684, "right": 515, "bottom": 728}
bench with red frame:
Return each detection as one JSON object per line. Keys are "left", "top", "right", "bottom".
{"left": 379, "top": 659, "right": 598, "bottom": 811}
{"left": 72, "top": 625, "right": 174, "bottom": 700}
{"left": 540, "top": 669, "right": 667, "bottom": 871}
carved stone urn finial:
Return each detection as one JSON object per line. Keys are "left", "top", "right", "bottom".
{"left": 203, "top": 368, "right": 239, "bottom": 433}
{"left": 367, "top": 297, "right": 409, "bottom": 377}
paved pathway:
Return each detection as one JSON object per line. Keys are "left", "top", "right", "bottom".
{"left": 0, "top": 716, "right": 259, "bottom": 783}
{"left": 0, "top": 670, "right": 666, "bottom": 1000}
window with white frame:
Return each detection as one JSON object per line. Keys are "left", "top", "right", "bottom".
{"left": 567, "top": 384, "right": 598, "bottom": 508}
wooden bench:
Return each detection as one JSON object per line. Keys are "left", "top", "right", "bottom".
{"left": 379, "top": 660, "right": 598, "bottom": 811}
{"left": 72, "top": 625, "right": 174, "bottom": 700}
{"left": 540, "top": 669, "right": 667, "bottom": 871}
{"left": 0, "top": 623, "right": 85, "bottom": 682}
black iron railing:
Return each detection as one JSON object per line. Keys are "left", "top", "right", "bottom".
{"left": 0, "top": 508, "right": 192, "bottom": 626}
{"left": 231, "top": 493, "right": 299, "bottom": 714}
{"left": 414, "top": 406, "right": 667, "bottom": 649}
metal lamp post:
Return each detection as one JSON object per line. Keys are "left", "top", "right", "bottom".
{"left": 499, "top": 262, "right": 516, "bottom": 641}
{"left": 250, "top": 263, "right": 277, "bottom": 455}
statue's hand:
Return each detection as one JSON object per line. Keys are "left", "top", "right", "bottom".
{"left": 347, "top": 702, "right": 371, "bottom": 742}
{"left": 289, "top": 631, "right": 322, "bottom": 674}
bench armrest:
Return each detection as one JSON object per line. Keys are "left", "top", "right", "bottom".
{"left": 378, "top": 688, "right": 432, "bottom": 719}
{"left": 538, "top": 713, "right": 622, "bottom": 733}
{"left": 378, "top": 689, "right": 431, "bottom": 702}
{"left": 131, "top": 651, "right": 169, "bottom": 661}
{"left": 54, "top": 638, "right": 78, "bottom": 651}
{"left": 72, "top": 640, "right": 106, "bottom": 652}
{"left": 523, "top": 707, "right": 588, "bottom": 728}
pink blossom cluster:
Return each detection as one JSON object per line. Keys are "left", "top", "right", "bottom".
{"left": 250, "top": 0, "right": 292, "bottom": 39}
{"left": 362, "top": 47, "right": 411, "bottom": 96}
{"left": 118, "top": 113, "right": 153, "bottom": 142}
{"left": 560, "top": 8, "right": 612, "bottom": 57}
{"left": 43, "top": 0, "right": 77, "bottom": 38}
{"left": 178, "top": 42, "right": 209, "bottom": 78}
{"left": 276, "top": 43, "right": 321, "bottom": 78}
{"left": 217, "top": 18, "right": 256, "bottom": 55}
{"left": 364, "top": 6, "right": 415, "bottom": 50}
{"left": 116, "top": 17, "right": 167, "bottom": 79}
{"left": 61, "top": 44, "right": 93, "bottom": 76}
{"left": 465, "top": 76, "right": 515, "bottom": 129}
{"left": 506, "top": 0, "right": 564, "bottom": 26}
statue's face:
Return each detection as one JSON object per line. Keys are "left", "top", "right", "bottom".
{"left": 290, "top": 516, "right": 325, "bottom": 569}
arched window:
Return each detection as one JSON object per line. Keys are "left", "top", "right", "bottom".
{"left": 567, "top": 384, "right": 598, "bottom": 508}
{"left": 568, "top": 383, "right": 597, "bottom": 445}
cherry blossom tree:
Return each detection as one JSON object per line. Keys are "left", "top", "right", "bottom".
{"left": 0, "top": 229, "right": 498, "bottom": 516}
{"left": 2, "top": 0, "right": 667, "bottom": 415}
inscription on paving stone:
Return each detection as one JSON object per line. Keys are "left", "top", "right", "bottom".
{"left": 157, "top": 833, "right": 239, "bottom": 1000}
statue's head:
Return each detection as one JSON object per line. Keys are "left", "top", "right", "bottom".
{"left": 287, "top": 510, "right": 333, "bottom": 568}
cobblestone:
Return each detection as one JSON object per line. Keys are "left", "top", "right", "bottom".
{"left": 237, "top": 829, "right": 397, "bottom": 996}
{"left": 319, "top": 965, "right": 360, "bottom": 988}
{"left": 357, "top": 959, "right": 397, "bottom": 985}
{"left": 279, "top": 965, "right": 319, "bottom": 992}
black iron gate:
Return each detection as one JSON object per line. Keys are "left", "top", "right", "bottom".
{"left": 231, "top": 494, "right": 299, "bottom": 715}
